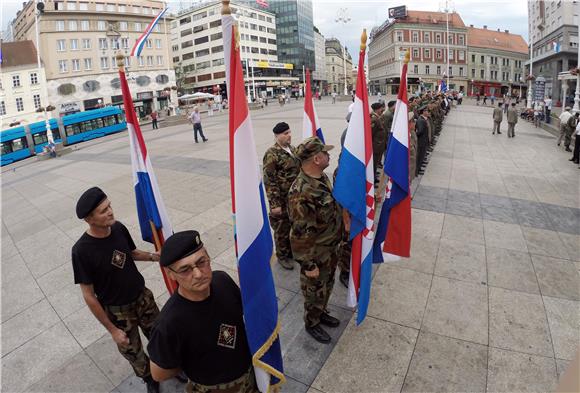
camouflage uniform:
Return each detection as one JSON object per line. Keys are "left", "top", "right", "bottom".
{"left": 409, "top": 114, "right": 418, "bottom": 182}
{"left": 263, "top": 144, "right": 301, "bottom": 263}
{"left": 288, "top": 171, "right": 342, "bottom": 328}
{"left": 371, "top": 111, "right": 387, "bottom": 177}
{"left": 104, "top": 287, "right": 159, "bottom": 378}
{"left": 186, "top": 367, "right": 258, "bottom": 393}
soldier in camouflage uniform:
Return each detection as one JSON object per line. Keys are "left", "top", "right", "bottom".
{"left": 289, "top": 137, "right": 343, "bottom": 344}
{"left": 371, "top": 102, "right": 387, "bottom": 183}
{"left": 263, "top": 122, "right": 301, "bottom": 270}
{"left": 72, "top": 187, "right": 170, "bottom": 393}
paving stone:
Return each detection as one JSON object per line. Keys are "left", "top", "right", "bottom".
{"left": 447, "top": 189, "right": 480, "bottom": 205}
{"left": 46, "top": 282, "right": 87, "bottom": 319}
{"left": 16, "top": 226, "right": 74, "bottom": 279}
{"left": 411, "top": 195, "right": 447, "bottom": 213}
{"left": 27, "top": 352, "right": 114, "bottom": 393}
{"left": 1, "top": 254, "right": 45, "bottom": 323}
{"left": 481, "top": 204, "right": 519, "bottom": 224}
{"left": 201, "top": 222, "right": 235, "bottom": 259}
{"left": 423, "top": 276, "right": 488, "bottom": 345}
{"left": 511, "top": 199, "right": 555, "bottom": 231}
{"left": 414, "top": 185, "right": 449, "bottom": 200}
{"left": 483, "top": 220, "right": 528, "bottom": 252}
{"left": 86, "top": 334, "right": 134, "bottom": 387}
{"left": 543, "top": 203, "right": 580, "bottom": 235}
{"left": 435, "top": 238, "right": 486, "bottom": 283}
{"left": 64, "top": 305, "right": 109, "bottom": 349}
{"left": 487, "top": 348, "right": 558, "bottom": 393}
{"left": 410, "top": 209, "right": 445, "bottom": 239}
{"left": 280, "top": 376, "right": 310, "bottom": 393}
{"left": 311, "top": 317, "right": 417, "bottom": 393}
{"left": 489, "top": 287, "right": 553, "bottom": 357}
{"left": 532, "top": 255, "right": 580, "bottom": 301}
{"left": 556, "top": 359, "right": 571, "bottom": 381}
{"left": 522, "top": 227, "right": 571, "bottom": 260}
{"left": 445, "top": 199, "right": 482, "bottom": 218}
{"left": 486, "top": 248, "right": 539, "bottom": 294}
{"left": 558, "top": 232, "right": 580, "bottom": 262}
{"left": 1, "top": 322, "right": 82, "bottom": 393}
{"left": 441, "top": 214, "right": 485, "bottom": 245}
{"left": 390, "top": 233, "right": 439, "bottom": 275}
{"left": 367, "top": 266, "right": 432, "bottom": 328}
{"left": 543, "top": 296, "right": 580, "bottom": 361}
{"left": 401, "top": 332, "right": 487, "bottom": 393}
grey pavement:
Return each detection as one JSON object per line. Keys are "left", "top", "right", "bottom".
{"left": 1, "top": 97, "right": 579, "bottom": 392}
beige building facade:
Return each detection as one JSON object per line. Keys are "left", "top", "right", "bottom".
{"left": 11, "top": 0, "right": 177, "bottom": 117}
{"left": 325, "top": 38, "right": 353, "bottom": 95}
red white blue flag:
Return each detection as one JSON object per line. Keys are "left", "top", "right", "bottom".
{"left": 302, "top": 68, "right": 324, "bottom": 142}
{"left": 130, "top": 7, "right": 168, "bottom": 57}
{"left": 373, "top": 51, "right": 412, "bottom": 262}
{"left": 222, "top": 6, "right": 284, "bottom": 391}
{"left": 332, "top": 30, "right": 375, "bottom": 325}
{"left": 118, "top": 61, "right": 177, "bottom": 293}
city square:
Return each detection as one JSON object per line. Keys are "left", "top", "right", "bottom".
{"left": 2, "top": 96, "right": 579, "bottom": 392}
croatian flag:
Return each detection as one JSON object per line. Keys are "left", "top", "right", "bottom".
{"left": 302, "top": 68, "right": 325, "bottom": 142}
{"left": 118, "top": 60, "right": 177, "bottom": 294}
{"left": 553, "top": 41, "right": 561, "bottom": 53}
{"left": 438, "top": 78, "right": 448, "bottom": 93}
{"left": 222, "top": 6, "right": 285, "bottom": 391}
{"left": 130, "top": 7, "right": 168, "bottom": 57}
{"left": 333, "top": 29, "right": 375, "bottom": 325}
{"left": 373, "top": 51, "right": 412, "bottom": 262}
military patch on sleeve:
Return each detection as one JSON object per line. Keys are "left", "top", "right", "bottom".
{"left": 217, "top": 323, "right": 237, "bottom": 349}
{"left": 111, "top": 250, "right": 126, "bottom": 269}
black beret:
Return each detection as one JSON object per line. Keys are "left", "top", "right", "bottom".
{"left": 76, "top": 187, "right": 107, "bottom": 219}
{"left": 160, "top": 230, "right": 204, "bottom": 267}
{"left": 273, "top": 122, "right": 290, "bottom": 134}
{"left": 371, "top": 102, "right": 383, "bottom": 110}
{"left": 387, "top": 100, "right": 396, "bottom": 108}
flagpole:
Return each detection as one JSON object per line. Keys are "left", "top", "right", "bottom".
{"left": 445, "top": 0, "right": 450, "bottom": 90}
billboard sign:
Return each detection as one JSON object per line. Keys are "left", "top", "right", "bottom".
{"left": 388, "top": 5, "right": 407, "bottom": 19}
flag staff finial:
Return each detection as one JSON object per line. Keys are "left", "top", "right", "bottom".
{"left": 360, "top": 28, "right": 367, "bottom": 51}
{"left": 222, "top": 0, "right": 231, "bottom": 15}
{"left": 116, "top": 51, "right": 125, "bottom": 71}
{"left": 403, "top": 49, "right": 410, "bottom": 64}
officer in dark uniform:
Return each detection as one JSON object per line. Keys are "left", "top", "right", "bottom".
{"left": 72, "top": 187, "right": 164, "bottom": 393}
{"left": 263, "top": 122, "right": 301, "bottom": 270}
{"left": 415, "top": 106, "right": 429, "bottom": 175}
{"left": 147, "top": 230, "right": 258, "bottom": 393}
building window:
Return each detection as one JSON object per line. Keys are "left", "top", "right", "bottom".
{"left": 146, "top": 56, "right": 154, "bottom": 66}
{"left": 436, "top": 49, "right": 442, "bottom": 59}
{"left": 72, "top": 59, "right": 80, "bottom": 71}
{"left": 448, "top": 35, "right": 454, "bottom": 44}
{"left": 471, "top": 68, "right": 476, "bottom": 78}
{"left": 459, "top": 67, "right": 464, "bottom": 76}
{"left": 98, "top": 20, "right": 106, "bottom": 30}
{"left": 480, "top": 69, "right": 485, "bottom": 79}
{"left": 424, "top": 32, "right": 430, "bottom": 43}
{"left": 111, "top": 38, "right": 119, "bottom": 50}
{"left": 425, "top": 65, "right": 430, "bottom": 74}
{"left": 481, "top": 55, "right": 485, "bottom": 63}
{"left": 119, "top": 5, "right": 126, "bottom": 12}
{"left": 56, "top": 20, "right": 65, "bottom": 31}
{"left": 138, "top": 56, "right": 144, "bottom": 66}
{"left": 69, "top": 20, "right": 77, "bottom": 31}
{"left": 30, "top": 73, "right": 38, "bottom": 85}
{"left": 106, "top": 3, "right": 116, "bottom": 12}
{"left": 16, "top": 97, "right": 24, "bottom": 112}
{"left": 33, "top": 94, "right": 41, "bottom": 109}
{"left": 120, "top": 21, "right": 128, "bottom": 30}
{"left": 99, "top": 38, "right": 108, "bottom": 50}
{"left": 0, "top": 101, "right": 6, "bottom": 116}
{"left": 155, "top": 39, "right": 162, "bottom": 49}
{"left": 70, "top": 39, "right": 79, "bottom": 50}
{"left": 100, "top": 57, "right": 109, "bottom": 69}
{"left": 396, "top": 31, "right": 403, "bottom": 42}
{"left": 412, "top": 32, "right": 419, "bottom": 42}
{"left": 57, "top": 39, "right": 66, "bottom": 51}
{"left": 59, "top": 60, "right": 68, "bottom": 72}
{"left": 413, "top": 65, "right": 419, "bottom": 73}
{"left": 458, "top": 35, "right": 464, "bottom": 45}
{"left": 412, "top": 48, "right": 419, "bottom": 58}
{"left": 84, "top": 58, "right": 92, "bottom": 70}
{"left": 424, "top": 49, "right": 431, "bottom": 58}
{"left": 146, "top": 39, "right": 152, "bottom": 49}
{"left": 81, "top": 20, "right": 89, "bottom": 30}
{"left": 82, "top": 38, "right": 91, "bottom": 49}
{"left": 121, "top": 38, "right": 129, "bottom": 49}
{"left": 96, "top": 3, "right": 104, "bottom": 11}
{"left": 135, "top": 22, "right": 142, "bottom": 31}
{"left": 448, "top": 66, "right": 453, "bottom": 76}
{"left": 79, "top": 2, "right": 88, "bottom": 10}
{"left": 458, "top": 51, "right": 465, "bottom": 61}
{"left": 471, "top": 54, "right": 475, "bottom": 62}
{"left": 156, "top": 56, "right": 163, "bottom": 65}
{"left": 12, "top": 75, "right": 20, "bottom": 87}
{"left": 435, "top": 34, "right": 441, "bottom": 44}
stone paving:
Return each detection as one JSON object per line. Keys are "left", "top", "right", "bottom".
{"left": 1, "top": 97, "right": 579, "bottom": 393}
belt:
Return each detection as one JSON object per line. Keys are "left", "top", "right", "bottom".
{"left": 187, "top": 367, "right": 254, "bottom": 393}
{"left": 105, "top": 288, "right": 145, "bottom": 313}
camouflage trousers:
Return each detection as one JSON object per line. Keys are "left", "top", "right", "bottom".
{"left": 186, "top": 367, "right": 258, "bottom": 393}
{"left": 269, "top": 213, "right": 293, "bottom": 262}
{"left": 338, "top": 231, "right": 351, "bottom": 274}
{"left": 104, "top": 287, "right": 159, "bottom": 379}
{"left": 300, "top": 250, "right": 338, "bottom": 328}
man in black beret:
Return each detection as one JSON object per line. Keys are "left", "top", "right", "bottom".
{"left": 370, "top": 102, "right": 387, "bottom": 184}
{"left": 262, "top": 122, "right": 301, "bottom": 270}
{"left": 147, "top": 231, "right": 258, "bottom": 392}
{"left": 71, "top": 187, "right": 168, "bottom": 393}
{"left": 415, "top": 106, "right": 430, "bottom": 175}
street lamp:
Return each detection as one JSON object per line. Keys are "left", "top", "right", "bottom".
{"left": 471, "top": 79, "right": 474, "bottom": 96}
{"left": 573, "top": 1, "right": 580, "bottom": 113}
{"left": 335, "top": 8, "right": 350, "bottom": 96}
{"left": 519, "top": 77, "right": 523, "bottom": 100}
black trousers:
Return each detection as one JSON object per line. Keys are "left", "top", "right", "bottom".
{"left": 152, "top": 119, "right": 158, "bottom": 129}
{"left": 193, "top": 123, "right": 206, "bottom": 142}
{"left": 572, "top": 134, "right": 580, "bottom": 163}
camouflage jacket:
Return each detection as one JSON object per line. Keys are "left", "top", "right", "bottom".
{"left": 371, "top": 112, "right": 387, "bottom": 157}
{"left": 262, "top": 143, "right": 301, "bottom": 212}
{"left": 288, "top": 171, "right": 342, "bottom": 271}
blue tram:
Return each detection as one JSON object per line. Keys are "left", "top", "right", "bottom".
{"left": 1, "top": 107, "right": 126, "bottom": 166}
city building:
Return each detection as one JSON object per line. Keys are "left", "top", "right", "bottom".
{"left": 527, "top": 0, "right": 578, "bottom": 106}
{"left": 171, "top": 1, "right": 296, "bottom": 98}
{"left": 0, "top": 41, "right": 50, "bottom": 128}
{"left": 467, "top": 25, "right": 528, "bottom": 98}
{"left": 11, "top": 0, "right": 177, "bottom": 118}
{"left": 325, "top": 38, "right": 353, "bottom": 95}
{"left": 312, "top": 26, "right": 326, "bottom": 91}
{"left": 368, "top": 10, "right": 468, "bottom": 94}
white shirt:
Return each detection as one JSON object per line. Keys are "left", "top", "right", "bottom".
{"left": 544, "top": 98, "right": 552, "bottom": 110}
{"left": 560, "top": 111, "right": 572, "bottom": 124}
{"left": 190, "top": 111, "right": 201, "bottom": 124}
{"left": 576, "top": 120, "right": 580, "bottom": 135}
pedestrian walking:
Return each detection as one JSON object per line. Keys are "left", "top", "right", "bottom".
{"left": 148, "top": 231, "right": 259, "bottom": 392}
{"left": 150, "top": 110, "right": 158, "bottom": 130}
{"left": 483, "top": 95, "right": 488, "bottom": 105}
{"left": 533, "top": 101, "right": 543, "bottom": 128}
{"left": 476, "top": 93, "right": 480, "bottom": 106}
{"left": 262, "top": 122, "right": 301, "bottom": 271}
{"left": 558, "top": 107, "right": 573, "bottom": 147}
{"left": 566, "top": 113, "right": 579, "bottom": 152}
{"left": 72, "top": 187, "right": 168, "bottom": 393}
{"left": 207, "top": 99, "right": 214, "bottom": 117}
{"left": 507, "top": 103, "right": 518, "bottom": 138}
{"left": 544, "top": 96, "right": 552, "bottom": 124}
{"left": 189, "top": 106, "right": 208, "bottom": 143}
{"left": 332, "top": 92, "right": 337, "bottom": 104}
{"left": 492, "top": 102, "right": 503, "bottom": 135}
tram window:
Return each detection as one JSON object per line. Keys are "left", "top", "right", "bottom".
{"left": 1, "top": 143, "right": 12, "bottom": 154}
{"left": 103, "top": 115, "right": 115, "bottom": 127}
{"left": 33, "top": 133, "right": 48, "bottom": 145}
{"left": 12, "top": 138, "right": 28, "bottom": 151}
{"left": 52, "top": 129, "right": 61, "bottom": 139}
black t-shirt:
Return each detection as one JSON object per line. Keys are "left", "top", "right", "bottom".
{"left": 72, "top": 221, "right": 145, "bottom": 306}
{"left": 147, "top": 271, "right": 252, "bottom": 386}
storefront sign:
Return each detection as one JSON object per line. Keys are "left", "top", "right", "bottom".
{"left": 249, "top": 61, "right": 293, "bottom": 70}
{"left": 137, "top": 91, "right": 153, "bottom": 100}
{"left": 59, "top": 102, "right": 80, "bottom": 114}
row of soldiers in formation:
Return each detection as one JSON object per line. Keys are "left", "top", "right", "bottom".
{"left": 262, "top": 93, "right": 452, "bottom": 344}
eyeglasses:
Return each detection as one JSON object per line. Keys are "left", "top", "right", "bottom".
{"left": 168, "top": 258, "right": 210, "bottom": 276}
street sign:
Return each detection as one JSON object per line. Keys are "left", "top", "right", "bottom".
{"left": 388, "top": 5, "right": 407, "bottom": 19}
{"left": 534, "top": 76, "right": 546, "bottom": 101}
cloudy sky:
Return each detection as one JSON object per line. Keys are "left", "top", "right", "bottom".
{"left": 2, "top": 0, "right": 529, "bottom": 64}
